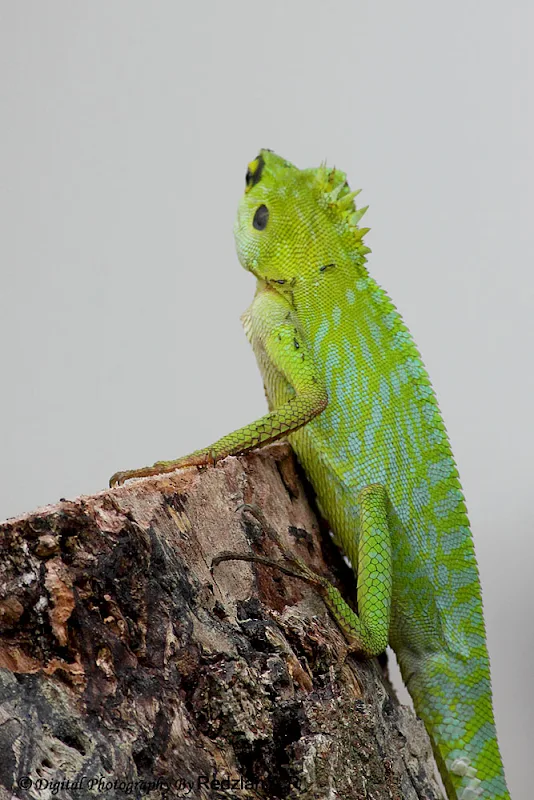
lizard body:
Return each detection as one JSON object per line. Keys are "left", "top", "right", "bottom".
{"left": 111, "top": 151, "right": 510, "bottom": 799}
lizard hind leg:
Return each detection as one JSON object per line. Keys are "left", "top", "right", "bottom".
{"left": 213, "top": 493, "right": 392, "bottom": 658}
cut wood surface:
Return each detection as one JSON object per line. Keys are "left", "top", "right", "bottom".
{"left": 0, "top": 444, "right": 442, "bottom": 799}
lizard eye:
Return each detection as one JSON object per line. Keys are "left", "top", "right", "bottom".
{"left": 253, "top": 204, "right": 269, "bottom": 231}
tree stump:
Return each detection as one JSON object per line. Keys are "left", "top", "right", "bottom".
{"left": 0, "top": 444, "right": 442, "bottom": 799}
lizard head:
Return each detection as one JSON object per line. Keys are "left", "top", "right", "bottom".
{"left": 234, "top": 149, "right": 371, "bottom": 289}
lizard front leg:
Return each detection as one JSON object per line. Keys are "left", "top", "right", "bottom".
{"left": 109, "top": 305, "right": 327, "bottom": 486}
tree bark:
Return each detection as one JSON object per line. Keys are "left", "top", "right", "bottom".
{"left": 0, "top": 444, "right": 442, "bottom": 800}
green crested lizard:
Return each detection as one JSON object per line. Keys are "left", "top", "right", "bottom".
{"left": 110, "top": 150, "right": 510, "bottom": 799}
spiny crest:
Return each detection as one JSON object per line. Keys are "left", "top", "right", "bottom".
{"left": 314, "top": 162, "right": 371, "bottom": 259}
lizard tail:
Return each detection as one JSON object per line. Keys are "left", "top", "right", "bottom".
{"left": 402, "top": 653, "right": 510, "bottom": 800}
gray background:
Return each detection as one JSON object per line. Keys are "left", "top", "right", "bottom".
{"left": 1, "top": 2, "right": 532, "bottom": 796}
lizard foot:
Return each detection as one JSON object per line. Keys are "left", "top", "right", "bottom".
{"left": 211, "top": 503, "right": 326, "bottom": 589}
{"left": 213, "top": 504, "right": 371, "bottom": 656}
{"left": 109, "top": 451, "right": 215, "bottom": 487}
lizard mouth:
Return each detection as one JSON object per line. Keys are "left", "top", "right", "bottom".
{"left": 233, "top": 205, "right": 259, "bottom": 278}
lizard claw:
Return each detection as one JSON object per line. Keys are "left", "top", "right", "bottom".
{"left": 236, "top": 503, "right": 285, "bottom": 549}
{"left": 109, "top": 469, "right": 143, "bottom": 487}
{"left": 109, "top": 471, "right": 126, "bottom": 487}
{"left": 109, "top": 463, "right": 169, "bottom": 487}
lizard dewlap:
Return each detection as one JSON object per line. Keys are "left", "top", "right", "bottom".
{"left": 111, "top": 150, "right": 510, "bottom": 800}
